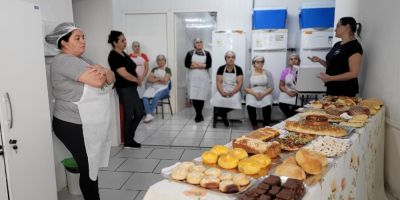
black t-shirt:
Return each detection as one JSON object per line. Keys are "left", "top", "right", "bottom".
{"left": 108, "top": 50, "right": 138, "bottom": 88}
{"left": 325, "top": 40, "right": 363, "bottom": 96}
{"left": 216, "top": 65, "right": 243, "bottom": 76}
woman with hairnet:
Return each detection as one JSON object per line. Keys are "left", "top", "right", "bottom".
{"left": 244, "top": 56, "right": 274, "bottom": 130}
{"left": 210, "top": 51, "right": 243, "bottom": 128}
{"left": 184, "top": 38, "right": 212, "bottom": 122}
{"left": 46, "top": 22, "right": 116, "bottom": 200}
{"left": 108, "top": 30, "right": 144, "bottom": 149}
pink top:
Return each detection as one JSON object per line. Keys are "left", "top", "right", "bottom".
{"left": 280, "top": 67, "right": 294, "bottom": 81}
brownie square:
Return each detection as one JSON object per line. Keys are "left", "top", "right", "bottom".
{"left": 257, "top": 183, "right": 271, "bottom": 191}
{"left": 263, "top": 175, "right": 281, "bottom": 186}
{"left": 276, "top": 189, "right": 296, "bottom": 200}
{"left": 258, "top": 194, "right": 272, "bottom": 200}
{"left": 268, "top": 186, "right": 281, "bottom": 196}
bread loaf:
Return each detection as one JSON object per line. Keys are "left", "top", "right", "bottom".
{"left": 285, "top": 121, "right": 347, "bottom": 137}
{"left": 274, "top": 163, "right": 306, "bottom": 180}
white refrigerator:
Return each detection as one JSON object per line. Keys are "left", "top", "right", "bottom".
{"left": 251, "top": 29, "right": 288, "bottom": 103}
{"left": 0, "top": 0, "right": 57, "bottom": 199}
{"left": 211, "top": 30, "right": 246, "bottom": 95}
{"left": 298, "top": 28, "right": 333, "bottom": 66}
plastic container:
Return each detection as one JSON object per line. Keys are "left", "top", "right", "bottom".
{"left": 253, "top": 8, "right": 287, "bottom": 29}
{"left": 62, "top": 158, "right": 82, "bottom": 195}
{"left": 299, "top": 7, "right": 335, "bottom": 29}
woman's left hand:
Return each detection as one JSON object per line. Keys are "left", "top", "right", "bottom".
{"left": 318, "top": 73, "right": 332, "bottom": 83}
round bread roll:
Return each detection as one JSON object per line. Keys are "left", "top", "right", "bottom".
{"left": 200, "top": 176, "right": 220, "bottom": 189}
{"left": 300, "top": 158, "right": 323, "bottom": 175}
{"left": 274, "top": 163, "right": 306, "bottom": 180}
{"left": 204, "top": 167, "right": 222, "bottom": 177}
{"left": 249, "top": 154, "right": 271, "bottom": 168}
{"left": 186, "top": 171, "right": 205, "bottom": 185}
{"left": 348, "top": 105, "right": 370, "bottom": 116}
{"left": 219, "top": 180, "right": 239, "bottom": 193}
{"left": 171, "top": 168, "right": 188, "bottom": 181}
{"left": 238, "top": 158, "right": 262, "bottom": 175}
{"left": 283, "top": 156, "right": 297, "bottom": 165}
{"left": 228, "top": 148, "right": 248, "bottom": 160}
{"left": 201, "top": 151, "right": 218, "bottom": 164}
{"left": 189, "top": 165, "right": 207, "bottom": 173}
{"left": 296, "top": 148, "right": 328, "bottom": 167}
{"left": 304, "top": 115, "right": 329, "bottom": 126}
{"left": 232, "top": 173, "right": 250, "bottom": 186}
{"left": 177, "top": 162, "right": 195, "bottom": 171}
{"left": 219, "top": 172, "right": 233, "bottom": 181}
{"left": 218, "top": 154, "right": 239, "bottom": 169}
{"left": 210, "top": 145, "right": 229, "bottom": 156}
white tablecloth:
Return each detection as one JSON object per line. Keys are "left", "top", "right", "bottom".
{"left": 143, "top": 108, "right": 386, "bottom": 200}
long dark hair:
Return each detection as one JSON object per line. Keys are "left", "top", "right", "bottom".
{"left": 339, "top": 17, "right": 362, "bottom": 37}
{"left": 108, "top": 30, "right": 123, "bottom": 47}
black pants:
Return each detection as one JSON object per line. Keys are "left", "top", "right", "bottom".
{"left": 117, "top": 87, "right": 144, "bottom": 144}
{"left": 279, "top": 103, "right": 299, "bottom": 118}
{"left": 213, "top": 107, "right": 233, "bottom": 121}
{"left": 247, "top": 105, "right": 271, "bottom": 126}
{"left": 192, "top": 100, "right": 204, "bottom": 117}
{"left": 53, "top": 118, "right": 99, "bottom": 200}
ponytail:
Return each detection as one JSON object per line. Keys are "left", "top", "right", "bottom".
{"left": 356, "top": 23, "right": 362, "bottom": 38}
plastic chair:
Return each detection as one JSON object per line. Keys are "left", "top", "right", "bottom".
{"left": 155, "top": 81, "right": 173, "bottom": 119}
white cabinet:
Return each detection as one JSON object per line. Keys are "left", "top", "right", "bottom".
{"left": 0, "top": 0, "right": 57, "bottom": 199}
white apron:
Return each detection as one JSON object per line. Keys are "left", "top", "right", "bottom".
{"left": 143, "top": 68, "right": 169, "bottom": 98}
{"left": 188, "top": 50, "right": 210, "bottom": 100}
{"left": 246, "top": 70, "right": 272, "bottom": 108}
{"left": 278, "top": 69, "right": 297, "bottom": 105}
{"left": 74, "top": 84, "right": 116, "bottom": 180}
{"left": 210, "top": 66, "right": 242, "bottom": 109}
{"left": 131, "top": 55, "right": 146, "bottom": 98}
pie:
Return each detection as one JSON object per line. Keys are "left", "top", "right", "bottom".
{"left": 246, "top": 127, "right": 280, "bottom": 141}
{"left": 277, "top": 132, "right": 316, "bottom": 151}
{"left": 284, "top": 121, "right": 347, "bottom": 137}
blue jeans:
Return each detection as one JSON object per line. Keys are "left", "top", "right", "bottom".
{"left": 143, "top": 88, "right": 170, "bottom": 114}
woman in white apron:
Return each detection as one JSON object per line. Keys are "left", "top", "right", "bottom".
{"left": 45, "top": 23, "right": 116, "bottom": 200}
{"left": 185, "top": 38, "right": 212, "bottom": 122}
{"left": 142, "top": 54, "right": 171, "bottom": 122}
{"left": 278, "top": 53, "right": 300, "bottom": 118}
{"left": 244, "top": 56, "right": 274, "bottom": 130}
{"left": 210, "top": 51, "right": 243, "bottom": 128}
{"left": 129, "top": 41, "right": 149, "bottom": 98}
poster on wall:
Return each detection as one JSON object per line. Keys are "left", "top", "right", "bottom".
{"left": 42, "top": 20, "right": 60, "bottom": 56}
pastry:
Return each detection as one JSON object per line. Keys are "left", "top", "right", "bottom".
{"left": 351, "top": 114, "right": 368, "bottom": 122}
{"left": 186, "top": 171, "right": 205, "bottom": 185}
{"left": 249, "top": 154, "right": 271, "bottom": 168}
{"left": 246, "top": 127, "right": 280, "bottom": 141}
{"left": 284, "top": 120, "right": 347, "bottom": 137}
{"left": 219, "top": 180, "right": 240, "bottom": 193}
{"left": 232, "top": 173, "right": 250, "bottom": 186}
{"left": 306, "top": 137, "right": 350, "bottom": 157}
{"left": 201, "top": 151, "right": 218, "bottom": 164}
{"left": 204, "top": 167, "right": 222, "bottom": 177}
{"left": 274, "top": 163, "right": 306, "bottom": 180}
{"left": 171, "top": 167, "right": 188, "bottom": 181}
{"left": 210, "top": 145, "right": 229, "bottom": 156}
{"left": 310, "top": 100, "right": 323, "bottom": 109}
{"left": 219, "top": 172, "right": 233, "bottom": 181}
{"left": 360, "top": 98, "right": 383, "bottom": 110}
{"left": 229, "top": 148, "right": 249, "bottom": 160}
{"left": 218, "top": 154, "right": 239, "bottom": 169}
{"left": 282, "top": 156, "right": 297, "bottom": 165}
{"left": 277, "top": 132, "right": 316, "bottom": 151}
{"left": 238, "top": 158, "right": 262, "bottom": 175}
{"left": 264, "top": 141, "right": 281, "bottom": 159}
{"left": 189, "top": 165, "right": 207, "bottom": 173}
{"left": 200, "top": 176, "right": 220, "bottom": 189}
{"left": 176, "top": 161, "right": 195, "bottom": 171}
{"left": 348, "top": 105, "right": 370, "bottom": 116}
{"left": 339, "top": 121, "right": 365, "bottom": 128}
{"left": 232, "top": 136, "right": 268, "bottom": 154}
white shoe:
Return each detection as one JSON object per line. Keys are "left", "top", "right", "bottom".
{"left": 143, "top": 114, "right": 154, "bottom": 123}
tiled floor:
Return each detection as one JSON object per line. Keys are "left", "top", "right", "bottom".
{"left": 58, "top": 106, "right": 286, "bottom": 200}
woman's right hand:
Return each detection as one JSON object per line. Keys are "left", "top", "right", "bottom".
{"left": 286, "top": 90, "right": 297, "bottom": 97}
{"left": 307, "top": 56, "right": 322, "bottom": 63}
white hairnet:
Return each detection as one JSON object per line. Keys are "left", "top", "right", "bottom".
{"left": 45, "top": 22, "right": 79, "bottom": 49}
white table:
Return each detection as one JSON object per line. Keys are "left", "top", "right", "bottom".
{"left": 143, "top": 108, "right": 387, "bottom": 200}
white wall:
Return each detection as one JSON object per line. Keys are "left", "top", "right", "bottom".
{"left": 22, "top": 0, "right": 73, "bottom": 192}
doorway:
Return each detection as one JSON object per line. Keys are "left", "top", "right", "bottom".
{"left": 174, "top": 12, "right": 217, "bottom": 112}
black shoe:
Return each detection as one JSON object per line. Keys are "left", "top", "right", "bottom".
{"left": 195, "top": 115, "right": 204, "bottom": 123}
{"left": 222, "top": 116, "right": 230, "bottom": 127}
{"left": 124, "top": 141, "right": 141, "bottom": 149}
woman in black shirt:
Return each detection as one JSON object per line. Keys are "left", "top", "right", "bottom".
{"left": 108, "top": 30, "right": 144, "bottom": 148}
{"left": 308, "top": 17, "right": 363, "bottom": 97}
